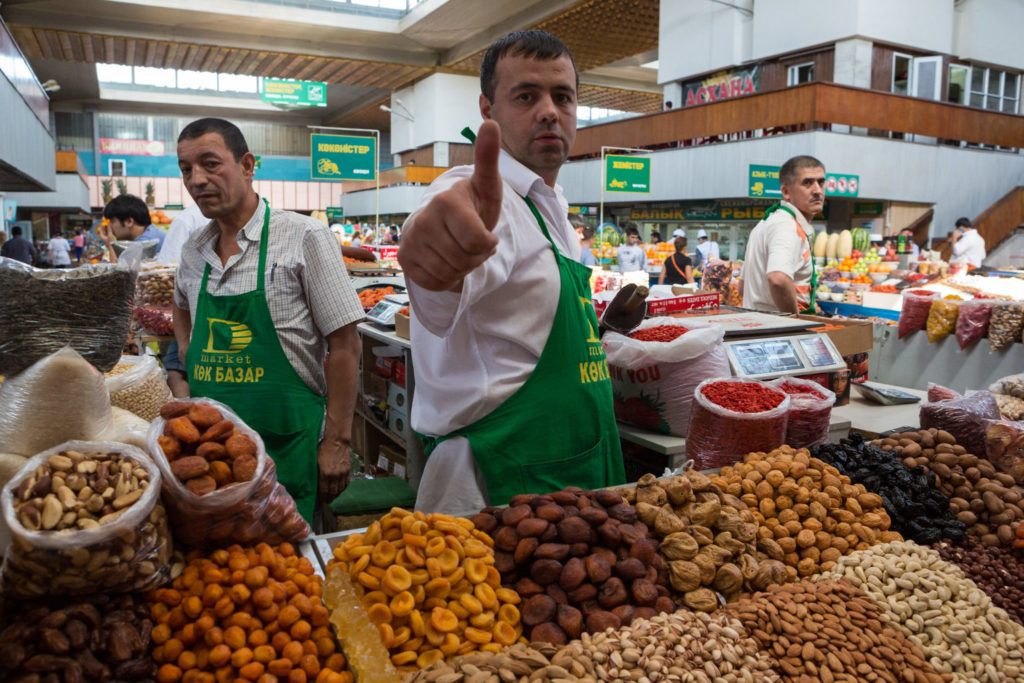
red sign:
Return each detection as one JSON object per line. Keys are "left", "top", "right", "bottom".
{"left": 682, "top": 65, "right": 760, "bottom": 107}
{"left": 593, "top": 292, "right": 720, "bottom": 318}
{"left": 99, "top": 138, "right": 166, "bottom": 156}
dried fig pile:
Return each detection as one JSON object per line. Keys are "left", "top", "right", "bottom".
{"left": 622, "top": 470, "right": 791, "bottom": 611}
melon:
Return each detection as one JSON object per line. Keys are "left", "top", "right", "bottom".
{"left": 825, "top": 233, "right": 840, "bottom": 260}
{"left": 814, "top": 232, "right": 829, "bottom": 258}
{"left": 851, "top": 228, "right": 871, "bottom": 253}
{"left": 837, "top": 230, "right": 854, "bottom": 259}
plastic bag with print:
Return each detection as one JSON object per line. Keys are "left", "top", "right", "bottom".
{"left": 602, "top": 318, "right": 729, "bottom": 436}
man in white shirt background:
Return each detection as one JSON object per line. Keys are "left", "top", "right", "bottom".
{"left": 950, "top": 217, "right": 986, "bottom": 269}
{"left": 617, "top": 225, "right": 647, "bottom": 272}
{"left": 694, "top": 229, "right": 720, "bottom": 270}
{"left": 47, "top": 231, "right": 72, "bottom": 268}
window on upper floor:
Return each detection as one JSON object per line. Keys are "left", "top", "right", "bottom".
{"left": 787, "top": 62, "right": 814, "bottom": 86}
{"left": 970, "top": 67, "right": 1019, "bottom": 114}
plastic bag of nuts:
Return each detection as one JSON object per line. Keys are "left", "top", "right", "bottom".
{"left": 134, "top": 260, "right": 175, "bottom": 307}
{"left": 0, "top": 440, "right": 172, "bottom": 598}
{"left": 146, "top": 397, "right": 311, "bottom": 548}
{"left": 988, "top": 300, "right": 1024, "bottom": 351}
{"left": 105, "top": 354, "right": 173, "bottom": 421}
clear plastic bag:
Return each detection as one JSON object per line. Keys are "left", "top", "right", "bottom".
{"left": 955, "top": 299, "right": 993, "bottom": 350}
{"left": 927, "top": 383, "right": 961, "bottom": 403}
{"left": 685, "top": 378, "right": 790, "bottom": 470}
{"left": 995, "top": 394, "right": 1024, "bottom": 421}
{"left": 0, "top": 440, "right": 172, "bottom": 597}
{"left": 989, "top": 373, "right": 1024, "bottom": 400}
{"left": 988, "top": 301, "right": 1024, "bottom": 351}
{"left": 146, "top": 397, "right": 311, "bottom": 548}
{"left": 134, "top": 305, "right": 174, "bottom": 336}
{"left": 984, "top": 420, "right": 1024, "bottom": 486}
{"left": 0, "top": 249, "right": 141, "bottom": 375}
{"left": 926, "top": 296, "right": 962, "bottom": 343}
{"left": 602, "top": 319, "right": 729, "bottom": 435}
{"left": 768, "top": 377, "right": 836, "bottom": 449}
{"left": 699, "top": 260, "right": 733, "bottom": 304}
{"left": 0, "top": 452, "right": 28, "bottom": 555}
{"left": 897, "top": 289, "right": 936, "bottom": 339}
{"left": 105, "top": 355, "right": 172, "bottom": 421}
{"left": 135, "top": 260, "right": 176, "bottom": 307}
{"left": 920, "top": 391, "right": 1000, "bottom": 456}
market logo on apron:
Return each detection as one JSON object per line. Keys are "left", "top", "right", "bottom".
{"left": 203, "top": 318, "right": 254, "bottom": 354}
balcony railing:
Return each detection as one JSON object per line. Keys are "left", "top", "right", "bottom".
{"left": 0, "top": 18, "right": 49, "bottom": 130}
{"left": 569, "top": 82, "right": 1024, "bottom": 158}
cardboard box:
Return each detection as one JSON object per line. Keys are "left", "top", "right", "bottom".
{"left": 375, "top": 444, "right": 407, "bottom": 479}
{"left": 393, "top": 361, "right": 407, "bottom": 388}
{"left": 394, "top": 313, "right": 410, "bottom": 340}
{"left": 387, "top": 381, "right": 409, "bottom": 414}
{"left": 795, "top": 314, "right": 874, "bottom": 356}
{"left": 364, "top": 372, "right": 387, "bottom": 400}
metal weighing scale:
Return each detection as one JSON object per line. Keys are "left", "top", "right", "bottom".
{"left": 365, "top": 293, "right": 410, "bottom": 328}
{"left": 724, "top": 333, "right": 847, "bottom": 380}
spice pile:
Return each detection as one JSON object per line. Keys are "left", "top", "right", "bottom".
{"left": 627, "top": 325, "right": 689, "bottom": 342}
{"left": 686, "top": 379, "right": 790, "bottom": 469}
{"left": 700, "top": 381, "right": 785, "bottom": 413}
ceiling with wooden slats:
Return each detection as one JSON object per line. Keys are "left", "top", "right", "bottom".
{"left": 579, "top": 84, "right": 662, "bottom": 115}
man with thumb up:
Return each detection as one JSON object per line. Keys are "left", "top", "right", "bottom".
{"left": 398, "top": 30, "right": 625, "bottom": 515}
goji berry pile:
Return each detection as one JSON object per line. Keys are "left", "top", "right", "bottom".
{"left": 629, "top": 325, "right": 689, "bottom": 342}
{"left": 701, "top": 381, "right": 785, "bottom": 413}
{"left": 776, "top": 381, "right": 825, "bottom": 399}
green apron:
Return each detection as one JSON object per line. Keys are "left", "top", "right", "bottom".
{"left": 422, "top": 195, "right": 626, "bottom": 505}
{"left": 765, "top": 202, "right": 817, "bottom": 314}
{"left": 186, "top": 200, "right": 325, "bottom": 523}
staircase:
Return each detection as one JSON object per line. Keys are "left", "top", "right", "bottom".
{"left": 939, "top": 186, "right": 1024, "bottom": 262}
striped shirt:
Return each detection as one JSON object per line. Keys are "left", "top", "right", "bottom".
{"left": 175, "top": 196, "right": 364, "bottom": 395}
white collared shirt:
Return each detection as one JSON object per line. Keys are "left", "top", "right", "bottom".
{"left": 407, "top": 150, "right": 579, "bottom": 437}
{"left": 951, "top": 229, "right": 986, "bottom": 268}
{"left": 741, "top": 200, "right": 814, "bottom": 312}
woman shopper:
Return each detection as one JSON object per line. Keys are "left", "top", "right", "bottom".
{"left": 659, "top": 237, "right": 694, "bottom": 285}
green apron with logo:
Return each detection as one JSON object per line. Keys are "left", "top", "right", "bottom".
{"left": 422, "top": 195, "right": 626, "bottom": 506}
{"left": 765, "top": 202, "right": 817, "bottom": 314}
{"left": 186, "top": 200, "right": 325, "bottom": 523}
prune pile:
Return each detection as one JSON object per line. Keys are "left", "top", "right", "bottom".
{"left": 812, "top": 432, "right": 966, "bottom": 544}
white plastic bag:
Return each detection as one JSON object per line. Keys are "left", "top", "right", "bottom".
{"left": 105, "top": 354, "right": 173, "bottom": 421}
{"left": 146, "top": 397, "right": 311, "bottom": 548}
{"left": 0, "top": 440, "right": 172, "bottom": 597}
{"left": 603, "top": 318, "right": 729, "bottom": 436}
{"left": 989, "top": 373, "right": 1024, "bottom": 400}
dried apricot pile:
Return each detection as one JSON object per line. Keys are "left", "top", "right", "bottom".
{"left": 147, "top": 543, "right": 353, "bottom": 683}
{"left": 327, "top": 508, "right": 522, "bottom": 672}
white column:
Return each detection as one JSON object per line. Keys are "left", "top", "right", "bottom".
{"left": 388, "top": 73, "right": 481, "bottom": 157}
{"left": 833, "top": 38, "right": 874, "bottom": 134}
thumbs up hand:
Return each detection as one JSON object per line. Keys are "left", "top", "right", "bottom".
{"left": 398, "top": 121, "right": 503, "bottom": 292}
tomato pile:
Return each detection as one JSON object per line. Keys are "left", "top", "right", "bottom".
{"left": 701, "top": 381, "right": 785, "bottom": 413}
{"left": 628, "top": 325, "right": 689, "bottom": 342}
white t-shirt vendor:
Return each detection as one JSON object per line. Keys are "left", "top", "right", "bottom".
{"left": 741, "top": 156, "right": 825, "bottom": 314}
{"left": 398, "top": 30, "right": 625, "bottom": 516}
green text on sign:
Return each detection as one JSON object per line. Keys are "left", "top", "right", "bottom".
{"left": 262, "top": 79, "right": 327, "bottom": 107}
{"left": 311, "top": 134, "right": 376, "bottom": 181}
{"left": 605, "top": 155, "right": 651, "bottom": 193}
{"left": 748, "top": 164, "right": 859, "bottom": 198}
{"left": 326, "top": 207, "right": 345, "bottom": 223}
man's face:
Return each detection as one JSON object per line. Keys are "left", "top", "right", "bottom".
{"left": 480, "top": 52, "right": 577, "bottom": 183}
{"left": 781, "top": 166, "right": 826, "bottom": 219}
{"left": 108, "top": 217, "right": 133, "bottom": 240}
{"left": 627, "top": 233, "right": 641, "bottom": 246}
{"left": 177, "top": 132, "right": 255, "bottom": 219}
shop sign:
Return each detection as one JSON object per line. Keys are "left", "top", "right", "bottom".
{"left": 630, "top": 199, "right": 774, "bottom": 222}
{"left": 854, "top": 202, "right": 883, "bottom": 215}
{"left": 326, "top": 207, "right": 345, "bottom": 223}
{"left": 99, "top": 138, "right": 165, "bottom": 156}
{"left": 569, "top": 206, "right": 592, "bottom": 215}
{"left": 163, "top": 204, "right": 184, "bottom": 210}
{"left": 605, "top": 155, "right": 651, "bottom": 193}
{"left": 748, "top": 164, "right": 860, "bottom": 198}
{"left": 310, "top": 134, "right": 376, "bottom": 181}
{"left": 261, "top": 78, "right": 327, "bottom": 107}
{"left": 681, "top": 65, "right": 760, "bottom": 107}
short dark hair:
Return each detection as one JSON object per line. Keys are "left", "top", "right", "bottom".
{"left": 480, "top": 30, "right": 578, "bottom": 102}
{"left": 178, "top": 118, "right": 249, "bottom": 161}
{"left": 568, "top": 213, "right": 587, "bottom": 229}
{"left": 12, "top": 226, "right": 22, "bottom": 236}
{"left": 625, "top": 226, "right": 640, "bottom": 238}
{"left": 674, "top": 237, "right": 687, "bottom": 253}
{"left": 581, "top": 227, "right": 595, "bottom": 241}
{"left": 103, "top": 194, "right": 151, "bottom": 227}
{"left": 955, "top": 217, "right": 972, "bottom": 228}
{"left": 779, "top": 155, "right": 825, "bottom": 187}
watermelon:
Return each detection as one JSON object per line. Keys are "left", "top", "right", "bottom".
{"left": 814, "top": 231, "right": 829, "bottom": 258}
{"left": 851, "top": 228, "right": 871, "bottom": 253}
{"left": 837, "top": 230, "right": 853, "bottom": 259}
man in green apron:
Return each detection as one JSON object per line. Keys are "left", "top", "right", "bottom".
{"left": 397, "top": 31, "right": 626, "bottom": 514}
{"left": 739, "top": 155, "right": 824, "bottom": 314}
{"left": 171, "top": 118, "right": 364, "bottom": 527}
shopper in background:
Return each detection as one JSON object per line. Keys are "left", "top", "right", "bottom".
{"left": 397, "top": 29, "right": 625, "bottom": 514}
{"left": 659, "top": 236, "right": 693, "bottom": 285}
{"left": 650, "top": 230, "right": 662, "bottom": 244}
{"left": 0, "top": 225, "right": 36, "bottom": 265}
{"left": 950, "top": 217, "right": 986, "bottom": 269}
{"left": 172, "top": 117, "right": 364, "bottom": 527}
{"left": 47, "top": 230, "right": 72, "bottom": 268}
{"left": 579, "top": 226, "right": 597, "bottom": 266}
{"left": 878, "top": 238, "right": 894, "bottom": 258}
{"left": 671, "top": 227, "right": 686, "bottom": 240}
{"left": 72, "top": 228, "right": 85, "bottom": 264}
{"left": 694, "top": 229, "right": 720, "bottom": 271}
{"left": 740, "top": 155, "right": 822, "bottom": 313}
{"left": 900, "top": 228, "right": 921, "bottom": 257}
{"left": 158, "top": 203, "right": 208, "bottom": 266}
{"left": 617, "top": 225, "right": 647, "bottom": 272}
{"left": 99, "top": 194, "right": 166, "bottom": 262}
